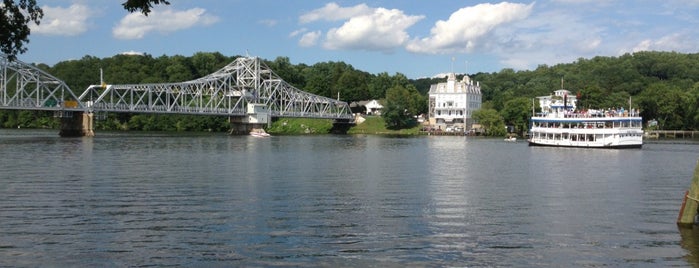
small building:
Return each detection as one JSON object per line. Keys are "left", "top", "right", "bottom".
{"left": 428, "top": 73, "right": 482, "bottom": 132}
{"left": 350, "top": 99, "right": 384, "bottom": 115}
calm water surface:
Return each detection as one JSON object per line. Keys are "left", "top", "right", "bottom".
{"left": 1, "top": 129, "right": 699, "bottom": 267}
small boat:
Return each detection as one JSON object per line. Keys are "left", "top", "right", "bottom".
{"left": 250, "top": 128, "right": 271, "bottom": 137}
{"left": 528, "top": 89, "right": 642, "bottom": 149}
{"left": 505, "top": 136, "right": 517, "bottom": 142}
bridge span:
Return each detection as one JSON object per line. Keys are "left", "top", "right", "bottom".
{"left": 1, "top": 54, "right": 354, "bottom": 136}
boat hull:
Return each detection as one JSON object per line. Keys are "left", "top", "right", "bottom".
{"left": 527, "top": 140, "right": 642, "bottom": 149}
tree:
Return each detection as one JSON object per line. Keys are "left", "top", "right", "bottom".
{"left": 122, "top": 0, "right": 170, "bottom": 16}
{"left": 382, "top": 85, "right": 413, "bottom": 129}
{"left": 501, "top": 97, "right": 532, "bottom": 136}
{"left": 0, "top": 0, "right": 43, "bottom": 61}
{"left": 472, "top": 109, "right": 506, "bottom": 136}
{"left": 1, "top": 0, "right": 168, "bottom": 61}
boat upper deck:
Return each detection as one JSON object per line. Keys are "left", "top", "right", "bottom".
{"left": 532, "top": 109, "right": 641, "bottom": 123}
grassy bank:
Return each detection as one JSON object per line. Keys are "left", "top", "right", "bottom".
{"left": 267, "top": 118, "right": 334, "bottom": 135}
{"left": 267, "top": 116, "right": 422, "bottom": 135}
{"left": 346, "top": 116, "right": 422, "bottom": 135}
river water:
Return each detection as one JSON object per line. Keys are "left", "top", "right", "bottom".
{"left": 1, "top": 129, "right": 699, "bottom": 267}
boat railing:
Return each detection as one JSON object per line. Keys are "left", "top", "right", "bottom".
{"left": 538, "top": 109, "right": 640, "bottom": 119}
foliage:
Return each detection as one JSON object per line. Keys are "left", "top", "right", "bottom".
{"left": 267, "top": 118, "right": 334, "bottom": 135}
{"left": 471, "top": 51, "right": 699, "bottom": 130}
{"left": 472, "top": 109, "right": 506, "bottom": 136}
{"left": 348, "top": 115, "right": 422, "bottom": 135}
{"left": 382, "top": 85, "right": 416, "bottom": 129}
{"left": 1, "top": 0, "right": 169, "bottom": 61}
{"left": 0, "top": 0, "right": 43, "bottom": 61}
{"left": 500, "top": 97, "right": 532, "bottom": 136}
{"left": 4, "top": 50, "right": 699, "bottom": 133}
{"left": 122, "top": 0, "right": 170, "bottom": 16}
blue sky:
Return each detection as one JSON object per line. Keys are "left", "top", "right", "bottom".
{"left": 21, "top": 0, "right": 699, "bottom": 78}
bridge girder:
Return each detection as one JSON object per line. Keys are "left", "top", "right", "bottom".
{"left": 79, "top": 57, "right": 353, "bottom": 120}
{"left": 0, "top": 54, "right": 83, "bottom": 111}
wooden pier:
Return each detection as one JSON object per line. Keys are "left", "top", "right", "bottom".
{"left": 646, "top": 130, "right": 699, "bottom": 139}
{"left": 420, "top": 131, "right": 468, "bottom": 136}
{"left": 677, "top": 159, "right": 699, "bottom": 227}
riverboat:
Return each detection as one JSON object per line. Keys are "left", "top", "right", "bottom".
{"left": 528, "top": 90, "right": 643, "bottom": 148}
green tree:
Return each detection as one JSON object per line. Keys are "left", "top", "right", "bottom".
{"left": 1, "top": 0, "right": 169, "bottom": 61}
{"left": 122, "top": 0, "right": 170, "bottom": 15}
{"left": 382, "top": 85, "right": 413, "bottom": 129}
{"left": 472, "top": 109, "right": 506, "bottom": 136}
{"left": 368, "top": 72, "right": 392, "bottom": 100}
{"left": 0, "top": 0, "right": 43, "bottom": 61}
{"left": 501, "top": 97, "right": 532, "bottom": 136}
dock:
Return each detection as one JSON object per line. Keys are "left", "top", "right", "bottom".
{"left": 645, "top": 130, "right": 699, "bottom": 139}
{"left": 420, "top": 131, "right": 468, "bottom": 136}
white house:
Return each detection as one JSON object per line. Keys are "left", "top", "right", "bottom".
{"left": 351, "top": 99, "right": 384, "bottom": 115}
{"left": 428, "top": 73, "right": 482, "bottom": 131}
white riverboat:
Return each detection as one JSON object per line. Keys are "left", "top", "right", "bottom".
{"left": 528, "top": 89, "right": 643, "bottom": 148}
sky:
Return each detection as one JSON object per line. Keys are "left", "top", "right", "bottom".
{"left": 19, "top": 0, "right": 699, "bottom": 79}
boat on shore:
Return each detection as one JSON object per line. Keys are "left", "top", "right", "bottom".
{"left": 250, "top": 128, "right": 271, "bottom": 137}
{"left": 528, "top": 89, "right": 643, "bottom": 148}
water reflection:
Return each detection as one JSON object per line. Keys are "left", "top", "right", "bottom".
{"left": 679, "top": 227, "right": 699, "bottom": 266}
{"left": 1, "top": 130, "right": 699, "bottom": 266}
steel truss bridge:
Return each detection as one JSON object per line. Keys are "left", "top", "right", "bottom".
{"left": 0, "top": 54, "right": 353, "bottom": 123}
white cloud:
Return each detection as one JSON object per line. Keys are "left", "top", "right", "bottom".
{"left": 31, "top": 4, "right": 93, "bottom": 36}
{"left": 289, "top": 28, "right": 308, "bottom": 38}
{"left": 113, "top": 7, "right": 219, "bottom": 40}
{"left": 120, "top": 50, "right": 145, "bottom": 56}
{"left": 299, "top": 2, "right": 372, "bottom": 24}
{"left": 322, "top": 7, "right": 424, "bottom": 51}
{"left": 406, "top": 2, "right": 534, "bottom": 54}
{"left": 299, "top": 31, "right": 321, "bottom": 47}
{"left": 630, "top": 33, "right": 696, "bottom": 53}
{"left": 259, "top": 19, "right": 277, "bottom": 27}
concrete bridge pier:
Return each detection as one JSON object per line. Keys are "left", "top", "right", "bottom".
{"left": 59, "top": 112, "right": 95, "bottom": 137}
{"left": 228, "top": 103, "right": 270, "bottom": 135}
{"left": 330, "top": 118, "right": 355, "bottom": 134}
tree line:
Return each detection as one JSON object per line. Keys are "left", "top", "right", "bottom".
{"left": 1, "top": 50, "right": 698, "bottom": 134}
{"left": 466, "top": 51, "right": 699, "bottom": 135}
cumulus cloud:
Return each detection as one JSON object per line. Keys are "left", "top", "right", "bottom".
{"left": 321, "top": 7, "right": 423, "bottom": 51}
{"left": 299, "top": 31, "right": 321, "bottom": 47}
{"left": 300, "top": 2, "right": 373, "bottom": 23}
{"left": 113, "top": 7, "right": 219, "bottom": 39}
{"left": 30, "top": 4, "right": 93, "bottom": 36}
{"left": 406, "top": 2, "right": 534, "bottom": 54}
{"left": 630, "top": 33, "right": 696, "bottom": 53}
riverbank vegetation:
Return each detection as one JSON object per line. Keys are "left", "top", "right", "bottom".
{"left": 1, "top": 51, "right": 698, "bottom": 135}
